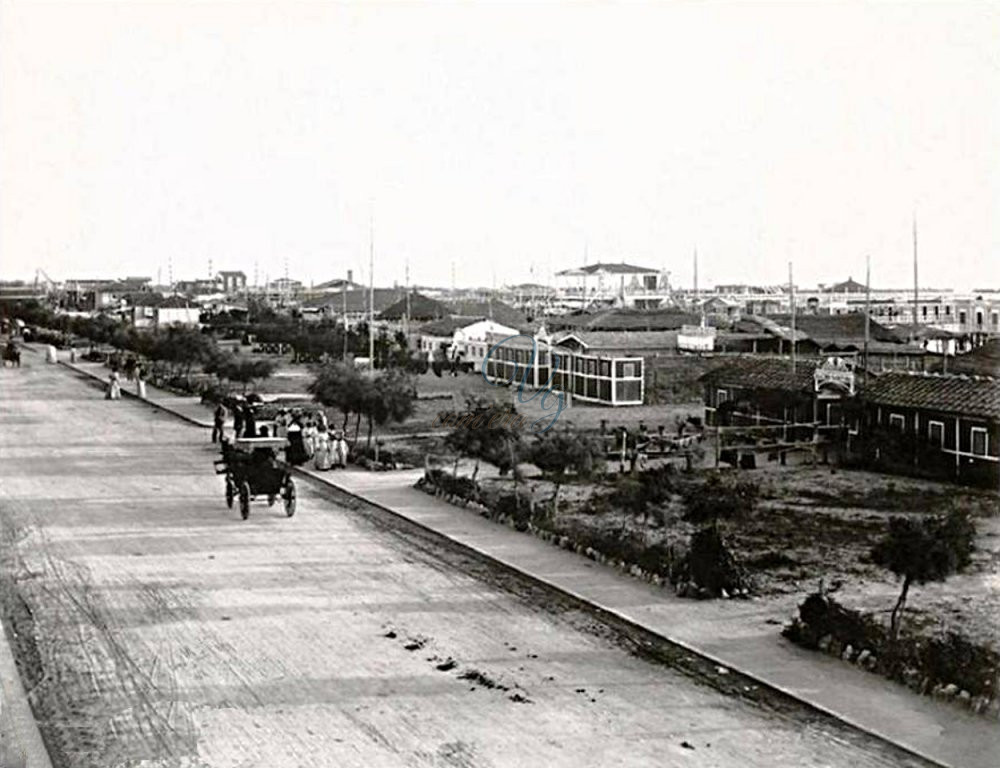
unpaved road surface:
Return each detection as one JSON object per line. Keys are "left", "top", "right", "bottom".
{"left": 0, "top": 355, "right": 931, "bottom": 767}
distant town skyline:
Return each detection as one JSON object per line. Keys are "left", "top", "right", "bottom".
{"left": 2, "top": 2, "right": 998, "bottom": 292}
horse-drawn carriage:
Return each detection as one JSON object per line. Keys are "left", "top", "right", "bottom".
{"left": 2, "top": 341, "right": 21, "bottom": 367}
{"left": 215, "top": 437, "right": 296, "bottom": 520}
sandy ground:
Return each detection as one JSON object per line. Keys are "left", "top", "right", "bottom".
{"left": 0, "top": 355, "right": 934, "bottom": 768}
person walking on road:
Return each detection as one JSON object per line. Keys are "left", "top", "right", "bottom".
{"left": 107, "top": 371, "right": 122, "bottom": 401}
{"left": 212, "top": 403, "right": 227, "bottom": 443}
{"left": 243, "top": 404, "right": 257, "bottom": 440}
{"left": 331, "top": 429, "right": 349, "bottom": 469}
{"left": 285, "top": 415, "right": 309, "bottom": 466}
{"left": 232, "top": 399, "right": 244, "bottom": 440}
{"left": 136, "top": 366, "right": 147, "bottom": 399}
{"left": 313, "top": 423, "right": 332, "bottom": 471}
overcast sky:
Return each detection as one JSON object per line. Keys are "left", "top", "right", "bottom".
{"left": 2, "top": 1, "right": 998, "bottom": 292}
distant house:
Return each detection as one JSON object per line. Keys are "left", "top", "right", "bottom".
{"left": 823, "top": 277, "right": 868, "bottom": 294}
{"left": 483, "top": 331, "right": 645, "bottom": 406}
{"left": 553, "top": 330, "right": 678, "bottom": 358}
{"left": 156, "top": 296, "right": 201, "bottom": 327}
{"left": 301, "top": 288, "right": 405, "bottom": 325}
{"left": 699, "top": 355, "right": 1000, "bottom": 486}
{"left": 218, "top": 271, "right": 247, "bottom": 295}
{"left": 554, "top": 262, "right": 670, "bottom": 309}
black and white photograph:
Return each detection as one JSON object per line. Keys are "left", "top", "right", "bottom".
{"left": 1, "top": 1, "right": 998, "bottom": 766}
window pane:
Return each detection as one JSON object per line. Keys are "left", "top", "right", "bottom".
{"left": 972, "top": 429, "right": 987, "bottom": 456}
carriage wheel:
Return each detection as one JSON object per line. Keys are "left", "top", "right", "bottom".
{"left": 284, "top": 479, "right": 296, "bottom": 517}
{"left": 225, "top": 477, "right": 235, "bottom": 509}
{"left": 239, "top": 481, "right": 251, "bottom": 520}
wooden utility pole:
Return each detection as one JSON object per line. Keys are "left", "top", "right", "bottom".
{"left": 342, "top": 276, "right": 348, "bottom": 359}
{"left": 789, "top": 261, "right": 796, "bottom": 374}
{"left": 368, "top": 210, "right": 375, "bottom": 370}
{"left": 864, "top": 254, "right": 871, "bottom": 384}
{"left": 912, "top": 214, "right": 919, "bottom": 340}
{"left": 404, "top": 258, "right": 411, "bottom": 338}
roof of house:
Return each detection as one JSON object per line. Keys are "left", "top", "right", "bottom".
{"left": 865, "top": 371, "right": 1000, "bottom": 420}
{"left": 311, "top": 278, "right": 365, "bottom": 292}
{"left": 554, "top": 330, "right": 678, "bottom": 351}
{"left": 734, "top": 316, "right": 810, "bottom": 342}
{"left": 159, "top": 296, "right": 199, "bottom": 309}
{"left": 824, "top": 277, "right": 868, "bottom": 293}
{"left": 939, "top": 340, "right": 1000, "bottom": 377}
{"left": 549, "top": 308, "right": 703, "bottom": 332}
{"left": 417, "top": 317, "right": 476, "bottom": 337}
{"left": 699, "top": 356, "right": 820, "bottom": 392}
{"left": 766, "top": 313, "right": 901, "bottom": 345}
{"left": 556, "top": 262, "right": 657, "bottom": 276}
{"left": 378, "top": 292, "right": 449, "bottom": 321}
{"left": 302, "top": 288, "right": 403, "bottom": 314}
{"left": 444, "top": 299, "right": 527, "bottom": 327}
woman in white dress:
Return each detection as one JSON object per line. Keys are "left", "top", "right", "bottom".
{"left": 108, "top": 371, "right": 122, "bottom": 400}
{"left": 331, "top": 429, "right": 349, "bottom": 469}
{"left": 303, "top": 415, "right": 317, "bottom": 460}
{"left": 313, "top": 424, "right": 332, "bottom": 471}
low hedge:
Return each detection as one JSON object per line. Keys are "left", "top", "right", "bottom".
{"left": 785, "top": 592, "right": 1000, "bottom": 707}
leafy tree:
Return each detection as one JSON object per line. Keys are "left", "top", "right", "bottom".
{"left": 363, "top": 368, "right": 417, "bottom": 450}
{"left": 527, "top": 429, "right": 605, "bottom": 514}
{"left": 309, "top": 361, "right": 367, "bottom": 431}
{"left": 681, "top": 473, "right": 758, "bottom": 529}
{"left": 870, "top": 508, "right": 975, "bottom": 642}
{"left": 444, "top": 397, "right": 524, "bottom": 481}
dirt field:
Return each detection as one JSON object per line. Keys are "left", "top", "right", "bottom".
{"left": 468, "top": 463, "right": 1000, "bottom": 654}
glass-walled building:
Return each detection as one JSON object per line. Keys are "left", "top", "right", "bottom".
{"left": 483, "top": 333, "right": 644, "bottom": 406}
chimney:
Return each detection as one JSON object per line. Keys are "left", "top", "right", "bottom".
{"left": 347, "top": 269, "right": 353, "bottom": 284}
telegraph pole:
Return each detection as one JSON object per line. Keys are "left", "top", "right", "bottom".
{"left": 864, "top": 254, "right": 871, "bottom": 382}
{"left": 789, "top": 261, "right": 796, "bottom": 374}
{"left": 404, "top": 258, "right": 411, "bottom": 338}
{"left": 368, "top": 209, "right": 375, "bottom": 370}
{"left": 912, "top": 214, "right": 919, "bottom": 339}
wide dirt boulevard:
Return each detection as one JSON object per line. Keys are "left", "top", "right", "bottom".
{"left": 0, "top": 354, "right": 927, "bottom": 768}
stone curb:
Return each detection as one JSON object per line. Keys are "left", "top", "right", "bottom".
{"left": 0, "top": 600, "right": 54, "bottom": 768}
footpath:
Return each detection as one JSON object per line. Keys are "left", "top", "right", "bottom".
{"left": 57, "top": 354, "right": 1000, "bottom": 768}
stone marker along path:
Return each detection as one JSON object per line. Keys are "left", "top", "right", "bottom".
{"left": 0, "top": 355, "right": 945, "bottom": 767}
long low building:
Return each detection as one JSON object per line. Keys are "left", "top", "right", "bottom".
{"left": 699, "top": 356, "right": 999, "bottom": 486}
{"left": 483, "top": 332, "right": 644, "bottom": 406}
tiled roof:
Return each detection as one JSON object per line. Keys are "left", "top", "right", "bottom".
{"left": 445, "top": 300, "right": 527, "bottom": 327}
{"left": 554, "top": 330, "right": 677, "bottom": 351}
{"left": 556, "top": 262, "right": 657, "bottom": 276}
{"left": 549, "top": 309, "right": 704, "bottom": 332}
{"left": 417, "top": 317, "right": 478, "bottom": 337}
{"left": 699, "top": 356, "right": 821, "bottom": 393}
{"left": 301, "top": 288, "right": 402, "bottom": 313}
{"left": 378, "top": 292, "right": 448, "bottom": 321}
{"left": 865, "top": 371, "right": 1000, "bottom": 420}
{"left": 944, "top": 340, "right": 1000, "bottom": 377}
{"left": 767, "top": 313, "right": 900, "bottom": 345}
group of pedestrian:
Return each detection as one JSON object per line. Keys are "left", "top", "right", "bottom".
{"left": 105, "top": 362, "right": 146, "bottom": 401}
{"left": 213, "top": 400, "right": 348, "bottom": 471}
